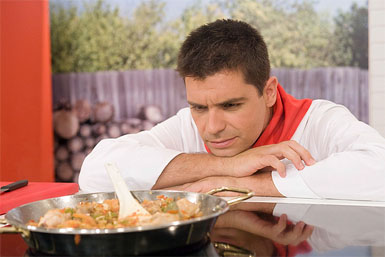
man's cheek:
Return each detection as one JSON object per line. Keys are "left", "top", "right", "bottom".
{"left": 192, "top": 118, "right": 206, "bottom": 137}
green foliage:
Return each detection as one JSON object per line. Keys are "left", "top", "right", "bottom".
{"left": 50, "top": 0, "right": 170, "bottom": 73}
{"left": 155, "top": 1, "right": 226, "bottom": 67}
{"left": 330, "top": 3, "right": 368, "bottom": 69}
{"left": 50, "top": 0, "right": 368, "bottom": 73}
{"left": 176, "top": 1, "right": 226, "bottom": 36}
{"left": 50, "top": 5, "right": 81, "bottom": 73}
{"left": 222, "top": 0, "right": 334, "bottom": 68}
{"left": 123, "top": 1, "right": 167, "bottom": 69}
{"left": 51, "top": 0, "right": 126, "bottom": 72}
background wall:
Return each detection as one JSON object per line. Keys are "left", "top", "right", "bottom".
{"left": 52, "top": 68, "right": 369, "bottom": 122}
{"left": 369, "top": 0, "right": 385, "bottom": 137}
{"left": 368, "top": 1, "right": 385, "bottom": 255}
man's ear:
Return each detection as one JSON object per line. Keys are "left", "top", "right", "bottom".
{"left": 263, "top": 77, "right": 278, "bottom": 108}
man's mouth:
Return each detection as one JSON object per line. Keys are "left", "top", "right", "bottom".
{"left": 208, "top": 137, "right": 237, "bottom": 149}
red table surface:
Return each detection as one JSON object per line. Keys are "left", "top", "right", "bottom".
{"left": 0, "top": 234, "right": 28, "bottom": 257}
{"left": 0, "top": 181, "right": 79, "bottom": 214}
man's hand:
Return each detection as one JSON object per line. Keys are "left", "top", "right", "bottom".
{"left": 165, "top": 172, "right": 284, "bottom": 197}
{"left": 213, "top": 209, "right": 314, "bottom": 246}
{"left": 229, "top": 140, "right": 316, "bottom": 178}
{"left": 165, "top": 176, "right": 236, "bottom": 194}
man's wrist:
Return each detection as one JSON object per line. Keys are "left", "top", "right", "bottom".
{"left": 212, "top": 154, "right": 236, "bottom": 177}
{"left": 238, "top": 172, "right": 283, "bottom": 197}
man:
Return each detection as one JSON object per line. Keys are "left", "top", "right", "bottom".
{"left": 79, "top": 19, "right": 385, "bottom": 201}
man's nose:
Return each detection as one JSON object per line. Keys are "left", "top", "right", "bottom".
{"left": 206, "top": 109, "right": 226, "bottom": 135}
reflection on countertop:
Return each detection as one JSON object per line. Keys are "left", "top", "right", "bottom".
{"left": 210, "top": 201, "right": 385, "bottom": 257}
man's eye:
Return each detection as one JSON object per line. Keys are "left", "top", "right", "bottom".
{"left": 222, "top": 103, "right": 241, "bottom": 109}
{"left": 191, "top": 106, "right": 207, "bottom": 112}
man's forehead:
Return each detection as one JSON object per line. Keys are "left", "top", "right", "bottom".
{"left": 184, "top": 70, "right": 261, "bottom": 104}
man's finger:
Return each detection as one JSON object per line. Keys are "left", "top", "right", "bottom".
{"left": 164, "top": 182, "right": 192, "bottom": 191}
{"left": 278, "top": 221, "right": 305, "bottom": 245}
{"left": 260, "top": 155, "right": 286, "bottom": 177}
{"left": 292, "top": 221, "right": 306, "bottom": 237}
{"left": 280, "top": 146, "right": 305, "bottom": 170}
{"left": 272, "top": 214, "right": 287, "bottom": 235}
{"left": 287, "top": 140, "right": 316, "bottom": 166}
{"left": 300, "top": 224, "right": 314, "bottom": 241}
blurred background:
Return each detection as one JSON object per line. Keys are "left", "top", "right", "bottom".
{"left": 48, "top": 0, "right": 369, "bottom": 183}
{"left": 2, "top": 0, "right": 381, "bottom": 185}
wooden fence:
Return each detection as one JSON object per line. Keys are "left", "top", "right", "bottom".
{"left": 52, "top": 67, "right": 368, "bottom": 123}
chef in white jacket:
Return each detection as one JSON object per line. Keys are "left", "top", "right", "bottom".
{"left": 79, "top": 19, "right": 385, "bottom": 201}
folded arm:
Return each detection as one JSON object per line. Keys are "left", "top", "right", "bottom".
{"left": 162, "top": 171, "right": 284, "bottom": 197}
{"left": 272, "top": 102, "right": 385, "bottom": 201}
{"left": 153, "top": 140, "right": 315, "bottom": 189}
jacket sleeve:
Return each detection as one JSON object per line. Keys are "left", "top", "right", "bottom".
{"left": 78, "top": 108, "right": 203, "bottom": 193}
{"left": 272, "top": 101, "right": 385, "bottom": 201}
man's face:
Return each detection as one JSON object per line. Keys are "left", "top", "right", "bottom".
{"left": 186, "top": 70, "right": 274, "bottom": 157}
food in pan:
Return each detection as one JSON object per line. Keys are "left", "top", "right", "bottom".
{"left": 28, "top": 195, "right": 202, "bottom": 229}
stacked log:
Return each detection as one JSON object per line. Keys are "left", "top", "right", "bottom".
{"left": 53, "top": 100, "right": 164, "bottom": 183}
{"left": 74, "top": 99, "right": 92, "bottom": 123}
{"left": 53, "top": 109, "right": 79, "bottom": 139}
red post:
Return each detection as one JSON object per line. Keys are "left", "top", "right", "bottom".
{"left": 0, "top": 0, "right": 54, "bottom": 182}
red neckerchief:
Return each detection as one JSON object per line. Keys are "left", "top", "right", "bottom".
{"left": 273, "top": 241, "right": 313, "bottom": 257}
{"left": 252, "top": 84, "right": 312, "bottom": 147}
{"left": 204, "top": 84, "right": 312, "bottom": 152}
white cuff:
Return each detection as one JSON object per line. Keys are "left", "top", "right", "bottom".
{"left": 272, "top": 163, "right": 320, "bottom": 199}
{"left": 272, "top": 203, "right": 311, "bottom": 223}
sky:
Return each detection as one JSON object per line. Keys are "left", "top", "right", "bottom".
{"left": 52, "top": 0, "right": 368, "bottom": 20}
{"left": 315, "top": 0, "right": 367, "bottom": 15}
{"left": 114, "top": 0, "right": 367, "bottom": 17}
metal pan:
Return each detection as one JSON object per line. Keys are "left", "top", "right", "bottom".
{"left": 0, "top": 187, "right": 253, "bottom": 256}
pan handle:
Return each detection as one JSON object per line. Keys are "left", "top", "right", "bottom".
{"left": 0, "top": 218, "right": 30, "bottom": 237}
{"left": 206, "top": 187, "right": 254, "bottom": 205}
{"left": 214, "top": 242, "right": 255, "bottom": 257}
{"left": 0, "top": 218, "right": 7, "bottom": 225}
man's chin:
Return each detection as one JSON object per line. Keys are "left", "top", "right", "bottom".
{"left": 209, "top": 147, "right": 242, "bottom": 157}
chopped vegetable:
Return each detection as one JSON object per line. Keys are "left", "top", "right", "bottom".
{"left": 29, "top": 197, "right": 201, "bottom": 229}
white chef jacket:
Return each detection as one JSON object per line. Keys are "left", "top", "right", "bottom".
{"left": 78, "top": 100, "right": 385, "bottom": 201}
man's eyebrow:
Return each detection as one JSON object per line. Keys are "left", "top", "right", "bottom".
{"left": 216, "top": 97, "right": 247, "bottom": 105}
{"left": 187, "top": 97, "right": 247, "bottom": 107}
{"left": 187, "top": 101, "right": 206, "bottom": 107}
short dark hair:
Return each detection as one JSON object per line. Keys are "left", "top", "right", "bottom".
{"left": 177, "top": 19, "right": 270, "bottom": 95}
